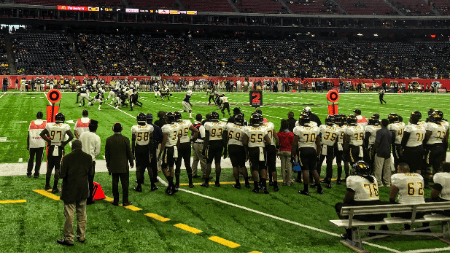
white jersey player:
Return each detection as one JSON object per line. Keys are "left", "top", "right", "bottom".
{"left": 391, "top": 169, "right": 425, "bottom": 204}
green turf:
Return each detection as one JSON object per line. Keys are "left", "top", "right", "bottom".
{"left": 2, "top": 91, "right": 450, "bottom": 252}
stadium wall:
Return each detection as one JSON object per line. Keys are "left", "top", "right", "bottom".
{"left": 1, "top": 75, "right": 448, "bottom": 91}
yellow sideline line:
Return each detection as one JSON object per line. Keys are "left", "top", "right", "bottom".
{"left": 103, "top": 195, "right": 141, "bottom": 211}
{"left": 145, "top": 213, "right": 170, "bottom": 222}
{"left": 0, "top": 199, "right": 26, "bottom": 204}
{"left": 174, "top": 223, "right": 202, "bottom": 234}
{"left": 209, "top": 236, "right": 240, "bottom": 248}
{"left": 33, "top": 189, "right": 60, "bottom": 201}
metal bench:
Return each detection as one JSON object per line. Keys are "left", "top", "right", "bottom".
{"left": 330, "top": 202, "right": 450, "bottom": 252}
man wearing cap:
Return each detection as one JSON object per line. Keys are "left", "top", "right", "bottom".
{"left": 354, "top": 109, "right": 367, "bottom": 128}
{"left": 57, "top": 140, "right": 92, "bottom": 246}
{"left": 27, "top": 112, "right": 47, "bottom": 178}
{"left": 79, "top": 120, "right": 101, "bottom": 205}
{"left": 74, "top": 110, "right": 90, "bottom": 139}
{"left": 105, "top": 123, "right": 134, "bottom": 206}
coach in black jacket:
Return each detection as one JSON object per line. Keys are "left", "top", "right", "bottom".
{"left": 105, "top": 123, "right": 134, "bottom": 206}
{"left": 58, "top": 140, "right": 92, "bottom": 246}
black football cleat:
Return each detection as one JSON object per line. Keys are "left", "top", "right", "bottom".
{"left": 151, "top": 185, "right": 159, "bottom": 191}
{"left": 336, "top": 179, "right": 342, "bottom": 185}
{"left": 252, "top": 187, "right": 260, "bottom": 193}
{"left": 200, "top": 182, "right": 209, "bottom": 188}
{"left": 173, "top": 184, "right": 179, "bottom": 193}
{"left": 320, "top": 179, "right": 329, "bottom": 184}
{"left": 310, "top": 183, "right": 318, "bottom": 188}
{"left": 233, "top": 184, "right": 241, "bottom": 189}
{"left": 326, "top": 183, "right": 331, "bottom": 189}
{"left": 44, "top": 185, "right": 51, "bottom": 191}
{"left": 133, "top": 186, "right": 142, "bottom": 192}
{"left": 298, "top": 190, "right": 310, "bottom": 196}
{"left": 269, "top": 181, "right": 274, "bottom": 186}
{"left": 215, "top": 182, "right": 220, "bottom": 187}
{"left": 260, "top": 186, "right": 269, "bottom": 194}
{"left": 165, "top": 186, "right": 173, "bottom": 195}
{"left": 52, "top": 188, "right": 60, "bottom": 194}
{"left": 340, "top": 234, "right": 351, "bottom": 241}
{"left": 273, "top": 186, "right": 279, "bottom": 192}
{"left": 189, "top": 183, "right": 194, "bottom": 188}
{"left": 317, "top": 187, "right": 324, "bottom": 194}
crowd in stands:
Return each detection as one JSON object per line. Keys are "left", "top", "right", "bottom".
{"left": 75, "top": 33, "right": 148, "bottom": 76}
{"left": 136, "top": 35, "right": 211, "bottom": 77}
{"left": 12, "top": 32, "right": 80, "bottom": 76}
{"left": 0, "top": 34, "right": 10, "bottom": 75}
{"left": 393, "top": 0, "right": 433, "bottom": 16}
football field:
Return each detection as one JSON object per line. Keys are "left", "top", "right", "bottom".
{"left": 1, "top": 90, "right": 450, "bottom": 252}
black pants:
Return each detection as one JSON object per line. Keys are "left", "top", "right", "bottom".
{"left": 46, "top": 155, "right": 62, "bottom": 189}
{"left": 266, "top": 145, "right": 277, "bottom": 174}
{"left": 221, "top": 102, "right": 230, "bottom": 116}
{"left": 112, "top": 172, "right": 129, "bottom": 204}
{"left": 317, "top": 145, "right": 334, "bottom": 180}
{"left": 379, "top": 95, "right": 386, "bottom": 104}
{"left": 87, "top": 161, "right": 95, "bottom": 203}
{"left": 175, "top": 142, "right": 193, "bottom": 175}
{"left": 27, "top": 147, "right": 44, "bottom": 176}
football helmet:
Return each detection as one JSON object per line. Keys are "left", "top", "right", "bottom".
{"left": 255, "top": 109, "right": 263, "bottom": 115}
{"left": 428, "top": 108, "right": 435, "bottom": 116}
{"left": 325, "top": 115, "right": 335, "bottom": 126}
{"left": 187, "top": 90, "right": 193, "bottom": 96}
{"left": 146, "top": 113, "right": 153, "bottom": 123}
{"left": 388, "top": 113, "right": 399, "bottom": 123}
{"left": 412, "top": 110, "right": 422, "bottom": 119}
{"left": 235, "top": 113, "right": 245, "bottom": 126}
{"left": 210, "top": 111, "right": 220, "bottom": 121}
{"left": 137, "top": 112, "right": 146, "bottom": 123}
{"left": 55, "top": 113, "right": 65, "bottom": 123}
{"left": 347, "top": 114, "right": 357, "bottom": 126}
{"left": 432, "top": 110, "right": 443, "bottom": 122}
{"left": 368, "top": 117, "right": 380, "bottom": 126}
{"left": 372, "top": 113, "right": 380, "bottom": 120}
{"left": 165, "top": 112, "right": 175, "bottom": 124}
{"left": 250, "top": 113, "right": 263, "bottom": 126}
{"left": 298, "top": 113, "right": 310, "bottom": 126}
{"left": 174, "top": 112, "right": 182, "bottom": 122}
{"left": 351, "top": 161, "right": 371, "bottom": 177}
{"left": 303, "top": 106, "right": 311, "bottom": 116}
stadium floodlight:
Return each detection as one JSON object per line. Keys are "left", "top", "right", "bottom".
{"left": 374, "top": 34, "right": 378, "bottom": 37}
{"left": 357, "top": 33, "right": 363, "bottom": 36}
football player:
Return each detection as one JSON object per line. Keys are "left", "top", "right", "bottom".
{"left": 174, "top": 112, "right": 198, "bottom": 190}
{"left": 88, "top": 88, "right": 105, "bottom": 111}
{"left": 130, "top": 91, "right": 143, "bottom": 109}
{"left": 424, "top": 110, "right": 449, "bottom": 187}
{"left": 225, "top": 113, "right": 250, "bottom": 189}
{"left": 335, "top": 161, "right": 386, "bottom": 241}
{"left": 74, "top": 110, "right": 90, "bottom": 139}
{"left": 317, "top": 115, "right": 338, "bottom": 189}
{"left": 201, "top": 111, "right": 227, "bottom": 187}
{"left": 154, "top": 83, "right": 163, "bottom": 101}
{"left": 159, "top": 112, "right": 180, "bottom": 195}
{"left": 243, "top": 113, "right": 271, "bottom": 193}
{"left": 292, "top": 114, "right": 322, "bottom": 195}
{"left": 261, "top": 115, "right": 280, "bottom": 191}
{"left": 220, "top": 94, "right": 230, "bottom": 117}
{"left": 132, "top": 113, "right": 155, "bottom": 192}
{"left": 334, "top": 114, "right": 347, "bottom": 184}
{"left": 40, "top": 113, "right": 74, "bottom": 193}
{"left": 364, "top": 117, "right": 381, "bottom": 172}
{"left": 182, "top": 90, "right": 193, "bottom": 119}
{"left": 207, "top": 85, "right": 215, "bottom": 104}
{"left": 401, "top": 112, "right": 426, "bottom": 174}
{"left": 390, "top": 163, "right": 427, "bottom": 230}
{"left": 344, "top": 114, "right": 364, "bottom": 178}
{"left": 388, "top": 113, "right": 405, "bottom": 170}
{"left": 78, "top": 84, "right": 89, "bottom": 107}
{"left": 430, "top": 163, "right": 450, "bottom": 216}
{"left": 161, "top": 85, "right": 172, "bottom": 101}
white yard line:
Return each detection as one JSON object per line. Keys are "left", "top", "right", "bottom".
{"left": 42, "top": 92, "right": 51, "bottom": 105}
{"left": 0, "top": 92, "right": 6, "bottom": 99}
{"left": 403, "top": 246, "right": 450, "bottom": 253}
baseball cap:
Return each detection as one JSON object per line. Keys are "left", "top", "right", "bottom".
{"left": 353, "top": 109, "right": 361, "bottom": 114}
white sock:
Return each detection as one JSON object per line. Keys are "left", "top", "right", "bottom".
{"left": 189, "top": 112, "right": 192, "bottom": 118}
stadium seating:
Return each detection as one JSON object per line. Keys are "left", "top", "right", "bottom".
{"left": 10, "top": 0, "right": 66, "bottom": 6}
{"left": 393, "top": 0, "right": 433, "bottom": 15}
{"left": 428, "top": 0, "right": 449, "bottom": 15}
{"left": 235, "top": 0, "right": 285, "bottom": 14}
{"left": 180, "top": 0, "right": 235, "bottom": 12}
{"left": 128, "top": 0, "right": 179, "bottom": 9}
{"left": 288, "top": 0, "right": 342, "bottom": 14}
{"left": 135, "top": 35, "right": 210, "bottom": 76}
{"left": 0, "top": 34, "right": 9, "bottom": 75}
{"left": 71, "top": 0, "right": 124, "bottom": 7}
{"left": 11, "top": 32, "right": 80, "bottom": 75}
{"left": 335, "top": 0, "right": 395, "bottom": 15}
{"left": 75, "top": 33, "right": 147, "bottom": 76}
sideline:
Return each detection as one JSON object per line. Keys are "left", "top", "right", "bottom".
{"left": 0, "top": 92, "right": 6, "bottom": 99}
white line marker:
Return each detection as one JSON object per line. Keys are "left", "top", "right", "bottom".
{"left": 404, "top": 246, "right": 450, "bottom": 253}
{"left": 18, "top": 158, "right": 23, "bottom": 163}
{"left": 0, "top": 92, "right": 6, "bottom": 99}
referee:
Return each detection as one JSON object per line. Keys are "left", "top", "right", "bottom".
{"left": 79, "top": 120, "right": 101, "bottom": 205}
{"left": 379, "top": 89, "right": 386, "bottom": 104}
